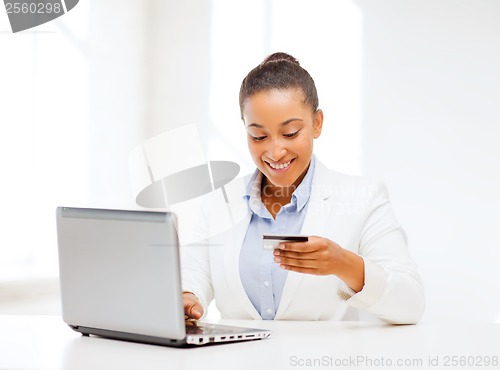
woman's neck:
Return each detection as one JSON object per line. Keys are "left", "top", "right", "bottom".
{"left": 259, "top": 161, "right": 311, "bottom": 218}
{"left": 261, "top": 178, "right": 296, "bottom": 201}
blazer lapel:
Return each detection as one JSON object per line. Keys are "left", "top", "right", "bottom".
{"left": 275, "top": 160, "right": 336, "bottom": 319}
{"left": 220, "top": 175, "right": 262, "bottom": 320}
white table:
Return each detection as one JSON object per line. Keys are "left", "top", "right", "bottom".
{"left": 0, "top": 315, "right": 499, "bottom": 370}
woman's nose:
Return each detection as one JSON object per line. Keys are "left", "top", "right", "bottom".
{"left": 266, "top": 139, "right": 286, "bottom": 161}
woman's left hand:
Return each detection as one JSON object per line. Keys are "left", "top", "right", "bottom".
{"left": 273, "top": 236, "right": 341, "bottom": 275}
{"left": 273, "top": 235, "right": 365, "bottom": 292}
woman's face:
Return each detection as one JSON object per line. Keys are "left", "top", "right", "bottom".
{"left": 242, "top": 88, "right": 323, "bottom": 190}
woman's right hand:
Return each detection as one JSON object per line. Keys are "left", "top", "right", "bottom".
{"left": 183, "top": 292, "right": 204, "bottom": 320}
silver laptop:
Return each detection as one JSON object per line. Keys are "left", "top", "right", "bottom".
{"left": 56, "top": 207, "right": 271, "bottom": 347}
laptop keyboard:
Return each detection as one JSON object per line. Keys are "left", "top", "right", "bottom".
{"left": 185, "top": 323, "right": 241, "bottom": 335}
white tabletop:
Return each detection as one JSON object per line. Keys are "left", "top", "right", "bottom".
{"left": 0, "top": 315, "right": 499, "bottom": 370}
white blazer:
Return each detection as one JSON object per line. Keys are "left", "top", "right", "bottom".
{"left": 180, "top": 159, "right": 425, "bottom": 324}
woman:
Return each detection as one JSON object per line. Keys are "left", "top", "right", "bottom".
{"left": 181, "top": 52, "right": 425, "bottom": 324}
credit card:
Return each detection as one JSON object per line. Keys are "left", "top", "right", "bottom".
{"left": 262, "top": 234, "right": 308, "bottom": 250}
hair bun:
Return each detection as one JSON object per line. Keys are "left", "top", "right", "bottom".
{"left": 261, "top": 52, "right": 300, "bottom": 66}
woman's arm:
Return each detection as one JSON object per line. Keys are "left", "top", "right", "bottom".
{"left": 179, "top": 200, "right": 215, "bottom": 318}
{"left": 274, "top": 181, "right": 425, "bottom": 324}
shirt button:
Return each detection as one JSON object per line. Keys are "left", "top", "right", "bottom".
{"left": 266, "top": 308, "right": 273, "bottom": 314}
{"left": 263, "top": 281, "right": 270, "bottom": 287}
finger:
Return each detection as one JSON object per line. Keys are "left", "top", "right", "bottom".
{"left": 187, "top": 303, "right": 204, "bottom": 320}
{"left": 280, "top": 264, "right": 321, "bottom": 275}
{"left": 273, "top": 249, "right": 319, "bottom": 260}
{"left": 276, "top": 256, "right": 318, "bottom": 269}
{"left": 184, "top": 298, "right": 203, "bottom": 319}
{"left": 279, "top": 241, "right": 319, "bottom": 253}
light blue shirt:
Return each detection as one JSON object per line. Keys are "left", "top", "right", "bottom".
{"left": 239, "top": 156, "right": 316, "bottom": 320}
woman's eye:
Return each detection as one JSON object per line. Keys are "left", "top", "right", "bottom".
{"left": 252, "top": 135, "right": 267, "bottom": 142}
{"left": 284, "top": 131, "right": 300, "bottom": 138}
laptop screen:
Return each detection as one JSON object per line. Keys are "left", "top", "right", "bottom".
{"left": 56, "top": 207, "right": 186, "bottom": 340}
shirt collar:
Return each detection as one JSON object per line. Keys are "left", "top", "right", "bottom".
{"left": 293, "top": 155, "right": 315, "bottom": 212}
{"left": 243, "top": 155, "right": 316, "bottom": 215}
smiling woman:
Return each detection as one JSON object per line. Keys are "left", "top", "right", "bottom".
{"left": 240, "top": 53, "right": 323, "bottom": 219}
{"left": 243, "top": 89, "right": 322, "bottom": 200}
{"left": 180, "top": 52, "right": 426, "bottom": 324}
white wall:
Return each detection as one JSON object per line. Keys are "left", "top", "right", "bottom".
{"left": 87, "top": 0, "right": 149, "bottom": 210}
{"left": 0, "top": 2, "right": 91, "bottom": 279}
{"left": 355, "top": 0, "right": 500, "bottom": 322}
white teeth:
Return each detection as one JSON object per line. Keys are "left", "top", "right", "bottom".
{"left": 269, "top": 160, "right": 291, "bottom": 169}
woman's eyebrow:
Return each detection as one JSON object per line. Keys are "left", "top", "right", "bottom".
{"left": 281, "top": 118, "right": 303, "bottom": 126}
{"left": 247, "top": 118, "right": 303, "bottom": 128}
{"left": 247, "top": 123, "right": 264, "bottom": 128}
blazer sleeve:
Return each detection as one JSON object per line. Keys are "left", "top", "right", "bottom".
{"left": 337, "top": 181, "right": 426, "bottom": 324}
{"left": 179, "top": 202, "right": 214, "bottom": 314}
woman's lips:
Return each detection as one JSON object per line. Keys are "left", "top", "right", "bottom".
{"left": 265, "top": 158, "right": 294, "bottom": 171}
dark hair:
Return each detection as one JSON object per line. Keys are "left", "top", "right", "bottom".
{"left": 239, "top": 52, "right": 319, "bottom": 119}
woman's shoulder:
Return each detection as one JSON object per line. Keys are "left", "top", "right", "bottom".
{"left": 313, "top": 159, "right": 389, "bottom": 200}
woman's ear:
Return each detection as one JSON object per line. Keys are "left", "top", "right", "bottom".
{"left": 313, "top": 109, "right": 324, "bottom": 139}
